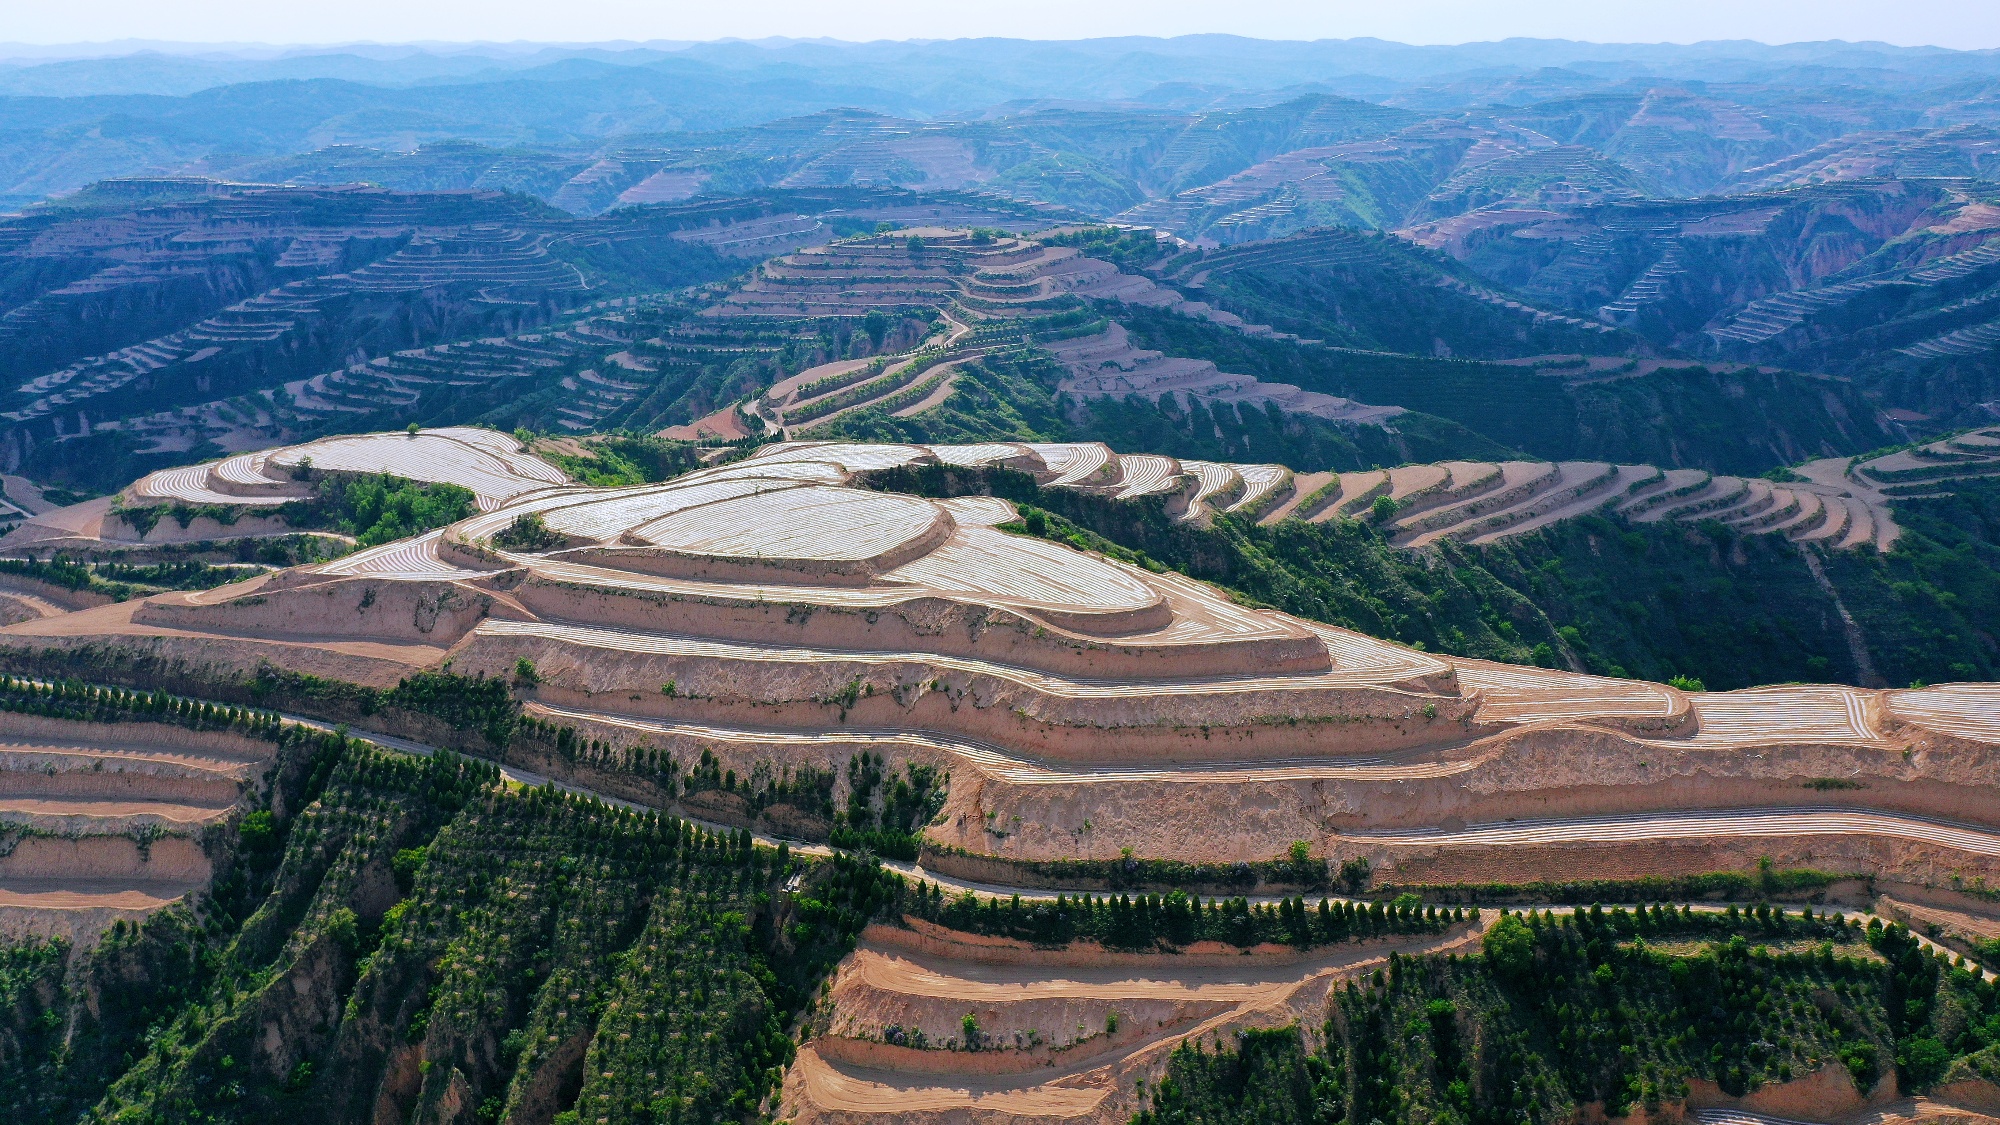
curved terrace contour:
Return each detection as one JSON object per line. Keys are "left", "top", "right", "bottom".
{"left": 1, "top": 438, "right": 1997, "bottom": 892}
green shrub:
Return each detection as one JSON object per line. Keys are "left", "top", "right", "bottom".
{"left": 493, "top": 512, "right": 563, "bottom": 551}
{"left": 277, "top": 474, "right": 475, "bottom": 547}
{"left": 1484, "top": 912, "right": 1535, "bottom": 977}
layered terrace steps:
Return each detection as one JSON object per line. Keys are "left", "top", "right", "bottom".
{"left": 707, "top": 231, "right": 1078, "bottom": 320}
{"left": 1043, "top": 322, "right": 1401, "bottom": 426}
{"left": 706, "top": 228, "right": 1389, "bottom": 425}
{"left": 771, "top": 346, "right": 1006, "bottom": 434}
{"left": 525, "top": 701, "right": 1486, "bottom": 786}
{"left": 13, "top": 426, "right": 1949, "bottom": 570}
{"left": 1903, "top": 319, "right": 2000, "bottom": 358}
{"left": 449, "top": 443, "right": 1301, "bottom": 613}
{"left": 0, "top": 732, "right": 260, "bottom": 829}
{"left": 782, "top": 930, "right": 1472, "bottom": 1125}
{"left": 0, "top": 794, "right": 236, "bottom": 831}
{"left": 3, "top": 218, "right": 589, "bottom": 425}
{"left": 0, "top": 717, "right": 271, "bottom": 940}
{"left": 1708, "top": 278, "right": 1892, "bottom": 346}
{"left": 0, "top": 878, "right": 211, "bottom": 945}
{"left": 1855, "top": 428, "right": 2000, "bottom": 492}
{"left": 1394, "top": 462, "right": 1618, "bottom": 546}
{"left": 696, "top": 438, "right": 1926, "bottom": 561}
{"left": 469, "top": 615, "right": 1434, "bottom": 707}
{"left": 119, "top": 427, "right": 566, "bottom": 522}
{"left": 1351, "top": 808, "right": 2000, "bottom": 862}
{"left": 0, "top": 880, "right": 199, "bottom": 912}
{"left": 10, "top": 434, "right": 2000, "bottom": 897}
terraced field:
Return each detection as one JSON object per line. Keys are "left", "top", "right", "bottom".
{"left": 780, "top": 926, "right": 1481, "bottom": 1125}
{"left": 1261, "top": 434, "right": 2000, "bottom": 551}
{"left": 1, "top": 425, "right": 570, "bottom": 553}
{"left": 0, "top": 710, "right": 273, "bottom": 942}
{"left": 5, "top": 408, "right": 1982, "bottom": 589}
{"left": 1044, "top": 321, "right": 1402, "bottom": 426}
{"left": 3, "top": 435, "right": 1996, "bottom": 907}
{"left": 0, "top": 190, "right": 596, "bottom": 429}
{"left": 714, "top": 228, "right": 1395, "bottom": 433}
{"left": 0, "top": 430, "right": 1996, "bottom": 1125}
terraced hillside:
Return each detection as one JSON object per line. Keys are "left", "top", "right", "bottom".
{"left": 1403, "top": 179, "right": 2000, "bottom": 423}
{"left": 0, "top": 186, "right": 704, "bottom": 485}
{"left": 0, "top": 435, "right": 1994, "bottom": 898}
{"left": 1407, "top": 180, "right": 1956, "bottom": 334}
{"left": 0, "top": 683, "right": 287, "bottom": 942}
{"left": 690, "top": 228, "right": 1432, "bottom": 441}
{"left": 47, "top": 207, "right": 1873, "bottom": 511}
{"left": 1271, "top": 429, "right": 2000, "bottom": 554}
{"left": 1723, "top": 125, "right": 2000, "bottom": 194}
{"left": 0, "top": 426, "right": 570, "bottom": 555}
{"left": 13, "top": 42, "right": 2000, "bottom": 1125}
{"left": 780, "top": 917, "right": 1486, "bottom": 1125}
{"left": 0, "top": 187, "right": 636, "bottom": 420}
{"left": 0, "top": 184, "right": 1066, "bottom": 490}
{"left": 698, "top": 225, "right": 1854, "bottom": 479}
{"left": 0, "top": 431, "right": 1993, "bottom": 1125}
{"left": 16, "top": 427, "right": 2000, "bottom": 695}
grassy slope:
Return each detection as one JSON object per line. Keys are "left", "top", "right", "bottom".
{"left": 1823, "top": 483, "right": 2000, "bottom": 686}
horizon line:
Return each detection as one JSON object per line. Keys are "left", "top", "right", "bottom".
{"left": 0, "top": 33, "right": 1990, "bottom": 55}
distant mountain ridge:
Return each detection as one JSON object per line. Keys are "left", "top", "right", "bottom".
{"left": 1, "top": 35, "right": 1998, "bottom": 211}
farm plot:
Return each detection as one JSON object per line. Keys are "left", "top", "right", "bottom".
{"left": 629, "top": 486, "right": 948, "bottom": 567}
{"left": 538, "top": 479, "right": 800, "bottom": 543}
{"left": 128, "top": 464, "right": 296, "bottom": 507}
{"left": 1456, "top": 661, "right": 1682, "bottom": 724}
{"left": 746, "top": 442, "right": 940, "bottom": 473}
{"left": 781, "top": 927, "right": 1478, "bottom": 1125}
{"left": 317, "top": 530, "right": 487, "bottom": 580}
{"left": 1674, "top": 687, "right": 1877, "bottom": 746}
{"left": 473, "top": 617, "right": 1445, "bottom": 708}
{"left": 1887, "top": 684, "right": 2000, "bottom": 743}
{"left": 883, "top": 527, "right": 1163, "bottom": 618}
{"left": 267, "top": 428, "right": 566, "bottom": 508}
{"left": 528, "top": 702, "right": 1478, "bottom": 787}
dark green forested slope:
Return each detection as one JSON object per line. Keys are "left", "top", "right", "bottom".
{"left": 820, "top": 350, "right": 1518, "bottom": 475}
{"left": 866, "top": 465, "right": 2000, "bottom": 690}
{"left": 820, "top": 303, "right": 1889, "bottom": 480}
{"left": 0, "top": 716, "right": 898, "bottom": 1125}
{"left": 1824, "top": 484, "right": 2000, "bottom": 686}
{"left": 1185, "top": 239, "right": 1629, "bottom": 360}
{"left": 1136, "top": 906, "right": 2000, "bottom": 1125}
{"left": 1045, "top": 227, "right": 1627, "bottom": 360}
{"left": 1115, "top": 308, "right": 1892, "bottom": 475}
{"left": 0, "top": 695, "right": 1994, "bottom": 1124}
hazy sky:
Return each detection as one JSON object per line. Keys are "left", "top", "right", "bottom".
{"left": 6, "top": 0, "right": 1999, "bottom": 51}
